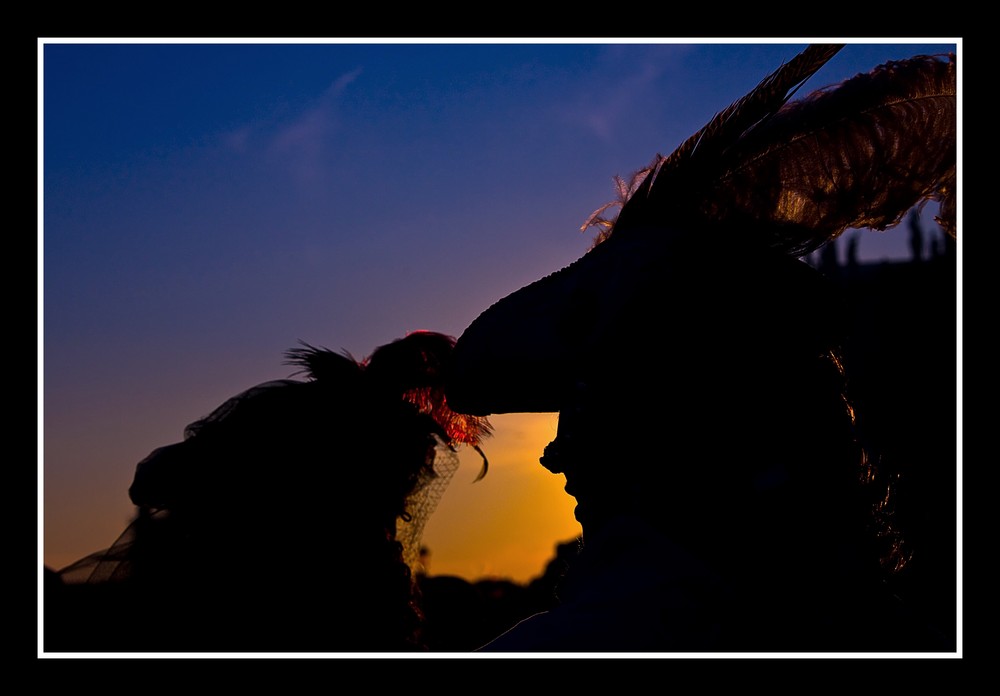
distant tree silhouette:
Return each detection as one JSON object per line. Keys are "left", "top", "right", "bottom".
{"left": 417, "top": 537, "right": 582, "bottom": 650}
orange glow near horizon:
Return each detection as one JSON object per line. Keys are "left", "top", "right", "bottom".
{"left": 414, "top": 412, "right": 582, "bottom": 584}
{"left": 43, "top": 410, "right": 581, "bottom": 586}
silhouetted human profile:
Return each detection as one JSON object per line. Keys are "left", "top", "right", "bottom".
{"left": 46, "top": 331, "right": 490, "bottom": 652}
{"left": 446, "top": 46, "right": 956, "bottom": 652}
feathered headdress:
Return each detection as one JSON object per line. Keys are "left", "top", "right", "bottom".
{"left": 446, "top": 45, "right": 957, "bottom": 416}
{"left": 286, "top": 330, "right": 492, "bottom": 472}
{"left": 593, "top": 45, "right": 956, "bottom": 253}
{"left": 287, "top": 330, "right": 493, "bottom": 570}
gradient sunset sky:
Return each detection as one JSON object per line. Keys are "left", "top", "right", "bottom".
{"left": 40, "top": 38, "right": 959, "bottom": 583}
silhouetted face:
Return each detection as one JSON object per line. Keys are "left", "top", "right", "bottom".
{"left": 537, "top": 387, "right": 595, "bottom": 526}
{"left": 449, "top": 226, "right": 849, "bottom": 542}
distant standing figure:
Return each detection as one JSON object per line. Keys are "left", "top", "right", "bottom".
{"left": 909, "top": 209, "right": 925, "bottom": 262}
{"left": 846, "top": 232, "right": 859, "bottom": 269}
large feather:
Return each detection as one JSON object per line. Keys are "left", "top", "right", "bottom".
{"left": 658, "top": 44, "right": 847, "bottom": 176}
{"left": 614, "top": 44, "right": 845, "bottom": 233}
{"left": 614, "top": 47, "right": 956, "bottom": 257}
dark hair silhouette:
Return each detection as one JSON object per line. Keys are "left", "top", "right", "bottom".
{"left": 446, "top": 46, "right": 956, "bottom": 651}
{"left": 47, "top": 331, "right": 490, "bottom": 652}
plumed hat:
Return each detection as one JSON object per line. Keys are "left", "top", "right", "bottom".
{"left": 446, "top": 45, "right": 956, "bottom": 416}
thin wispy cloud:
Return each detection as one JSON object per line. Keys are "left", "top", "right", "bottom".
{"left": 270, "top": 105, "right": 332, "bottom": 156}
{"left": 559, "top": 45, "right": 690, "bottom": 142}
{"left": 326, "top": 67, "right": 364, "bottom": 98}
{"left": 218, "top": 67, "right": 364, "bottom": 183}
{"left": 221, "top": 125, "right": 254, "bottom": 154}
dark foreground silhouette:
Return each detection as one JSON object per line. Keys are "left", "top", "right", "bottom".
{"left": 45, "top": 331, "right": 489, "bottom": 652}
{"left": 446, "top": 45, "right": 957, "bottom": 652}
{"left": 43, "top": 46, "right": 957, "bottom": 655}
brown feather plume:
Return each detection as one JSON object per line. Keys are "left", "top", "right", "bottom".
{"left": 611, "top": 44, "right": 845, "bottom": 233}
{"left": 608, "top": 46, "right": 956, "bottom": 257}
